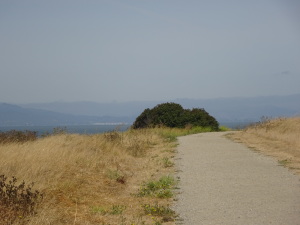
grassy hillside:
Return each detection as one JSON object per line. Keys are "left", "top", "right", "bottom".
{"left": 0, "top": 126, "right": 217, "bottom": 225}
{"left": 0, "top": 129, "right": 181, "bottom": 225}
{"left": 229, "top": 117, "right": 300, "bottom": 174}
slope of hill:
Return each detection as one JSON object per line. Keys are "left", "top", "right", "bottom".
{"left": 0, "top": 103, "right": 132, "bottom": 126}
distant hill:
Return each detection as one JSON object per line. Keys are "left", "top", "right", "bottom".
{"left": 2, "top": 94, "right": 299, "bottom": 127}
{"left": 0, "top": 103, "right": 132, "bottom": 126}
{"left": 21, "top": 94, "right": 300, "bottom": 125}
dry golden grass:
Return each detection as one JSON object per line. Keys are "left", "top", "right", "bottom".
{"left": 0, "top": 129, "right": 177, "bottom": 225}
{"left": 229, "top": 117, "right": 300, "bottom": 174}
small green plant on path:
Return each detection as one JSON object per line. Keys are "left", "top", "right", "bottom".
{"left": 278, "top": 159, "right": 290, "bottom": 167}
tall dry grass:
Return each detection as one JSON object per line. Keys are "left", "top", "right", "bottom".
{"left": 230, "top": 117, "right": 300, "bottom": 174}
{"left": 0, "top": 129, "right": 177, "bottom": 225}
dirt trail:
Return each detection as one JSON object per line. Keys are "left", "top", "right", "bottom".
{"left": 174, "top": 132, "right": 300, "bottom": 225}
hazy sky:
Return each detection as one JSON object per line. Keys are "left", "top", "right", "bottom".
{"left": 1, "top": 0, "right": 300, "bottom": 103}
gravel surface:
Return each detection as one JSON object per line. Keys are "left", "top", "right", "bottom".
{"left": 174, "top": 132, "right": 300, "bottom": 225}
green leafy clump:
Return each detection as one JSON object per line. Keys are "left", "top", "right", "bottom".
{"left": 132, "top": 102, "right": 219, "bottom": 130}
{"left": 137, "top": 176, "right": 175, "bottom": 198}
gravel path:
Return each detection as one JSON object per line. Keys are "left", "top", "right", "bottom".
{"left": 174, "top": 132, "right": 300, "bottom": 225}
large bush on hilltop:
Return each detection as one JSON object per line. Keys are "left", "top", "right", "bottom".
{"left": 132, "top": 102, "right": 219, "bottom": 130}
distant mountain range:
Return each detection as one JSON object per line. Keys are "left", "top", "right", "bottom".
{"left": 0, "top": 103, "right": 132, "bottom": 126}
{"left": 0, "top": 94, "right": 299, "bottom": 127}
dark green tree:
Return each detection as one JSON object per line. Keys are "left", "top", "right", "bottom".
{"left": 132, "top": 102, "right": 219, "bottom": 130}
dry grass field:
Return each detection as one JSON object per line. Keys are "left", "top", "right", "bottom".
{"left": 0, "top": 128, "right": 183, "bottom": 225}
{"left": 229, "top": 117, "right": 300, "bottom": 175}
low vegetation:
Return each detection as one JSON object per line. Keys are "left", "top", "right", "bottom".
{"left": 229, "top": 117, "right": 300, "bottom": 174}
{"left": 0, "top": 175, "right": 43, "bottom": 224}
{"left": 0, "top": 130, "right": 37, "bottom": 144}
{"left": 0, "top": 123, "right": 219, "bottom": 225}
{"left": 137, "top": 176, "right": 175, "bottom": 198}
{"left": 142, "top": 203, "right": 175, "bottom": 222}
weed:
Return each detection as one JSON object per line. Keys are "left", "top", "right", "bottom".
{"left": 123, "top": 215, "right": 147, "bottom": 225}
{"left": 0, "top": 175, "right": 43, "bottom": 224}
{"left": 137, "top": 176, "right": 175, "bottom": 198}
{"left": 106, "top": 169, "right": 126, "bottom": 184}
{"left": 91, "top": 206, "right": 107, "bottom": 214}
{"left": 156, "top": 189, "right": 173, "bottom": 198}
{"left": 162, "top": 157, "right": 174, "bottom": 168}
{"left": 142, "top": 203, "right": 175, "bottom": 221}
{"left": 153, "top": 219, "right": 163, "bottom": 225}
{"left": 110, "top": 205, "right": 126, "bottom": 215}
{"left": 278, "top": 159, "right": 290, "bottom": 167}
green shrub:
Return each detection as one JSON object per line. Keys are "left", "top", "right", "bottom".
{"left": 132, "top": 102, "right": 219, "bottom": 130}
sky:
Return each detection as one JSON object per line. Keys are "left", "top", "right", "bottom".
{"left": 1, "top": 0, "right": 300, "bottom": 103}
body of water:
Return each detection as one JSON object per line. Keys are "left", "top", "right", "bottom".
{"left": 0, "top": 124, "right": 131, "bottom": 136}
